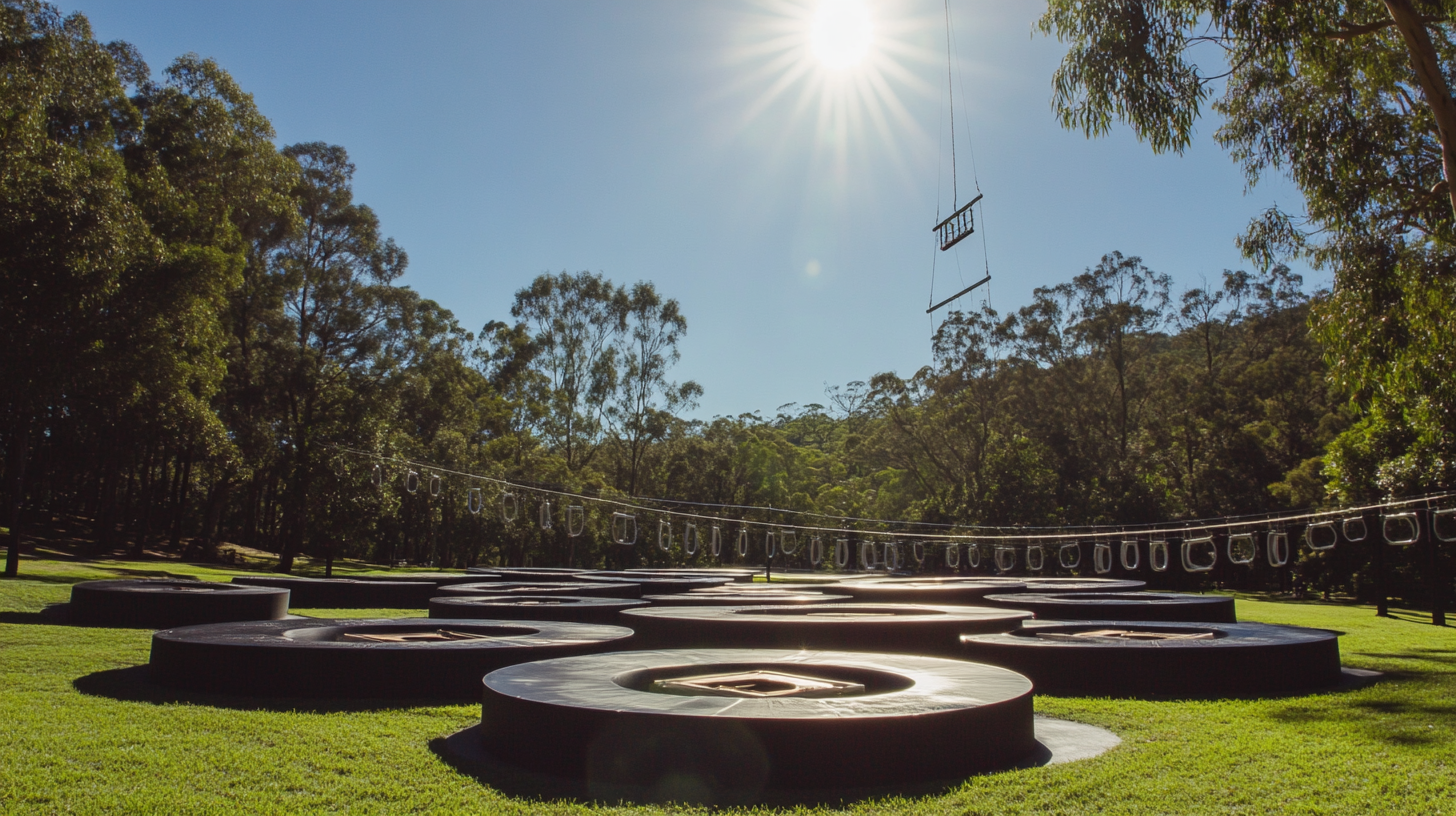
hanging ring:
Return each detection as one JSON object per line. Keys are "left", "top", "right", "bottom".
{"left": 1267, "top": 531, "right": 1289, "bottom": 567}
{"left": 1120, "top": 540, "right": 1140, "bottom": 571}
{"left": 371, "top": 463, "right": 384, "bottom": 488}
{"left": 912, "top": 541, "right": 926, "bottom": 565}
{"left": 765, "top": 531, "right": 777, "bottom": 558}
{"left": 994, "top": 546, "right": 1016, "bottom": 572}
{"left": 1025, "top": 544, "right": 1044, "bottom": 572}
{"left": 1382, "top": 512, "right": 1420, "bottom": 545}
{"left": 710, "top": 525, "right": 722, "bottom": 557}
{"left": 429, "top": 473, "right": 442, "bottom": 498}
{"left": 566, "top": 505, "right": 585, "bottom": 537}
{"left": 612, "top": 512, "right": 637, "bottom": 546}
{"left": 885, "top": 541, "right": 902, "bottom": 571}
{"left": 1149, "top": 540, "right": 1169, "bottom": 572}
{"left": 1433, "top": 508, "right": 1456, "bottom": 543}
{"left": 405, "top": 469, "right": 420, "bottom": 494}
{"left": 500, "top": 491, "right": 519, "bottom": 523}
{"left": 1093, "top": 542, "right": 1112, "bottom": 574}
{"left": 859, "top": 540, "right": 877, "bottom": 570}
{"left": 1058, "top": 542, "right": 1081, "bottom": 569}
{"left": 467, "top": 487, "right": 483, "bottom": 515}
{"left": 1228, "top": 533, "right": 1257, "bottom": 566}
{"left": 684, "top": 522, "right": 700, "bottom": 556}
{"left": 658, "top": 519, "right": 673, "bottom": 553}
{"left": 944, "top": 542, "right": 960, "bottom": 568}
{"left": 834, "top": 538, "right": 850, "bottom": 568}
{"left": 966, "top": 543, "right": 982, "bottom": 569}
{"left": 737, "top": 529, "right": 749, "bottom": 557}
{"left": 1342, "top": 516, "right": 1368, "bottom": 543}
{"left": 780, "top": 530, "right": 799, "bottom": 556}
{"left": 539, "top": 499, "right": 553, "bottom": 530}
{"left": 809, "top": 535, "right": 823, "bottom": 566}
{"left": 1305, "top": 521, "right": 1337, "bottom": 551}
{"left": 1182, "top": 536, "right": 1217, "bottom": 572}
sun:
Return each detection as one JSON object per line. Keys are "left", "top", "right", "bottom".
{"left": 809, "top": 0, "right": 873, "bottom": 70}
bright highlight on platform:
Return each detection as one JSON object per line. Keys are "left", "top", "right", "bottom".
{"left": 809, "top": 0, "right": 873, "bottom": 70}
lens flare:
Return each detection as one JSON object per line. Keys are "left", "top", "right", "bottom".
{"left": 810, "top": 0, "right": 873, "bottom": 70}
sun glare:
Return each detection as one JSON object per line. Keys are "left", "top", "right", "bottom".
{"left": 810, "top": 0, "right": 873, "bottom": 70}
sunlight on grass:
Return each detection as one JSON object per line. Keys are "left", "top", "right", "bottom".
{"left": 1, "top": 578, "right": 1452, "bottom": 814}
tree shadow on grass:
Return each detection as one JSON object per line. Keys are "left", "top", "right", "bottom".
{"left": 73, "top": 665, "right": 473, "bottom": 714}
{"left": 0, "top": 604, "right": 76, "bottom": 626}
{"left": 1263, "top": 675, "right": 1456, "bottom": 747}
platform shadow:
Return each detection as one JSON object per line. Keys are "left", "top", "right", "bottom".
{"left": 73, "top": 665, "right": 473, "bottom": 714}
{"left": 430, "top": 716, "right": 1112, "bottom": 808}
{"left": 0, "top": 604, "right": 77, "bottom": 627}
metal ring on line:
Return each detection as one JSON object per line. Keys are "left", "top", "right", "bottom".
{"left": 834, "top": 538, "right": 850, "bottom": 569}
{"left": 994, "top": 546, "right": 1016, "bottom": 573}
{"left": 710, "top": 526, "right": 722, "bottom": 557}
{"left": 859, "top": 540, "right": 877, "bottom": 570}
{"left": 737, "top": 529, "right": 749, "bottom": 558}
{"left": 370, "top": 464, "right": 383, "bottom": 487}
{"left": 966, "top": 543, "right": 982, "bottom": 569}
{"left": 658, "top": 520, "right": 673, "bottom": 553}
{"left": 1342, "top": 516, "right": 1368, "bottom": 542}
{"left": 467, "top": 487, "right": 483, "bottom": 515}
{"left": 884, "top": 541, "right": 902, "bottom": 571}
{"left": 612, "top": 512, "right": 637, "bottom": 546}
{"left": 1304, "top": 522, "right": 1337, "bottom": 551}
{"left": 765, "top": 531, "right": 777, "bottom": 559}
{"left": 429, "top": 473, "right": 442, "bottom": 498}
{"left": 1182, "top": 536, "right": 1217, "bottom": 572}
{"left": 1228, "top": 533, "right": 1256, "bottom": 565}
{"left": 567, "top": 506, "right": 585, "bottom": 537}
{"left": 1383, "top": 512, "right": 1420, "bottom": 545}
{"left": 1149, "top": 540, "right": 1169, "bottom": 572}
{"left": 539, "top": 500, "right": 553, "bottom": 530}
{"left": 809, "top": 536, "right": 823, "bottom": 566}
{"left": 1120, "top": 540, "right": 1140, "bottom": 571}
{"left": 912, "top": 541, "right": 926, "bottom": 565}
{"left": 780, "top": 530, "right": 799, "bottom": 556}
{"left": 684, "top": 523, "right": 699, "bottom": 556}
{"left": 1058, "top": 542, "right": 1081, "bottom": 570}
{"left": 1434, "top": 508, "right": 1456, "bottom": 543}
{"left": 1093, "top": 543, "right": 1112, "bottom": 574}
{"left": 944, "top": 542, "right": 960, "bottom": 568}
{"left": 1025, "top": 544, "right": 1044, "bottom": 572}
{"left": 1266, "top": 531, "right": 1289, "bottom": 567}
{"left": 500, "top": 492, "right": 519, "bottom": 524}
{"left": 405, "top": 470, "right": 420, "bottom": 494}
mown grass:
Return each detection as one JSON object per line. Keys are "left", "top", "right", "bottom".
{"left": 1, "top": 557, "right": 1452, "bottom": 814}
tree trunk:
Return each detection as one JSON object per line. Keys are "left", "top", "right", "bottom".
{"left": 1384, "top": 0, "right": 1456, "bottom": 219}
{"left": 3, "top": 418, "right": 33, "bottom": 577}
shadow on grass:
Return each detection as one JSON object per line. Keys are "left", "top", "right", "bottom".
{"left": 1264, "top": 676, "right": 1456, "bottom": 747}
{"left": 0, "top": 604, "right": 77, "bottom": 626}
{"left": 72, "top": 665, "right": 473, "bottom": 714}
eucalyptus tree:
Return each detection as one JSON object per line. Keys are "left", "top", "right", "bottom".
{"left": 608, "top": 282, "right": 702, "bottom": 495}
{"left": 509, "top": 271, "right": 627, "bottom": 473}
{"left": 1038, "top": 0, "right": 1456, "bottom": 498}
{"left": 266, "top": 142, "right": 409, "bottom": 573}
{"left": 0, "top": 1, "right": 149, "bottom": 573}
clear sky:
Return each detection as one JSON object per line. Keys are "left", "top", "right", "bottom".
{"left": 62, "top": 0, "right": 1318, "bottom": 420}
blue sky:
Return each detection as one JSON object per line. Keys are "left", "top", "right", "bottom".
{"left": 64, "top": 0, "right": 1317, "bottom": 420}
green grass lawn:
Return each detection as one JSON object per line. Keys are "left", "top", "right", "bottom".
{"left": 1, "top": 556, "right": 1453, "bottom": 814}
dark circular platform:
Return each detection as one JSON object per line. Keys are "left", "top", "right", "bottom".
{"left": 148, "top": 617, "right": 634, "bottom": 699}
{"left": 831, "top": 578, "right": 1029, "bottom": 604}
{"left": 478, "top": 648, "right": 1038, "bottom": 800}
{"left": 620, "top": 603, "right": 1031, "bottom": 655}
{"left": 436, "top": 580, "right": 643, "bottom": 599}
{"left": 1016, "top": 578, "right": 1147, "bottom": 593}
{"left": 427, "top": 595, "right": 647, "bottom": 624}
{"left": 980, "top": 591, "right": 1237, "bottom": 622}
{"left": 232, "top": 576, "right": 436, "bottom": 608}
{"left": 642, "top": 592, "right": 848, "bottom": 607}
{"left": 69, "top": 579, "right": 289, "bottom": 628}
{"left": 959, "top": 620, "right": 1342, "bottom": 697}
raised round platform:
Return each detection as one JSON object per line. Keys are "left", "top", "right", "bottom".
{"left": 620, "top": 603, "right": 1031, "bottom": 655}
{"left": 232, "top": 576, "right": 436, "bottom": 609}
{"left": 69, "top": 579, "right": 289, "bottom": 628}
{"left": 979, "top": 591, "right": 1237, "bottom": 623}
{"left": 1017, "top": 578, "right": 1147, "bottom": 593}
{"left": 478, "top": 648, "right": 1038, "bottom": 800}
{"left": 427, "top": 595, "right": 647, "bottom": 624}
{"left": 149, "top": 617, "right": 634, "bottom": 699}
{"left": 576, "top": 574, "right": 734, "bottom": 596}
{"left": 642, "top": 592, "right": 847, "bottom": 607}
{"left": 958, "top": 620, "right": 1342, "bottom": 697}
{"left": 436, "top": 581, "right": 642, "bottom": 599}
{"left": 831, "top": 578, "right": 1029, "bottom": 604}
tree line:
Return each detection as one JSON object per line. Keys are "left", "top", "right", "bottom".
{"left": 2, "top": 1, "right": 1451, "bottom": 609}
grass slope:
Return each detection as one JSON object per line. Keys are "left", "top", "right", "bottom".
{"left": 0, "top": 559, "right": 1452, "bottom": 814}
